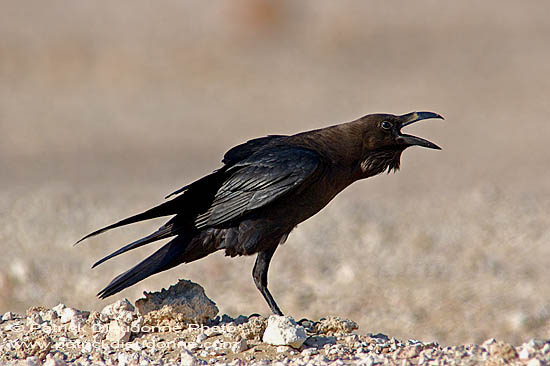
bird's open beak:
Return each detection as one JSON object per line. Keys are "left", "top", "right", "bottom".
{"left": 396, "top": 111, "right": 443, "bottom": 150}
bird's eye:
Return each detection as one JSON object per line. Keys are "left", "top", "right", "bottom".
{"left": 380, "top": 121, "right": 393, "bottom": 130}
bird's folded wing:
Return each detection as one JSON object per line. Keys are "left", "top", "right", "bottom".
{"left": 166, "top": 135, "right": 286, "bottom": 199}
{"left": 195, "top": 146, "right": 323, "bottom": 227}
{"left": 222, "top": 135, "right": 286, "bottom": 166}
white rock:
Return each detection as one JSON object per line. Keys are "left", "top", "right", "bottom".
{"left": 70, "top": 316, "right": 85, "bottom": 330}
{"left": 277, "top": 345, "right": 290, "bottom": 353}
{"left": 205, "top": 328, "right": 222, "bottom": 337}
{"left": 482, "top": 338, "right": 497, "bottom": 349}
{"left": 139, "top": 357, "right": 152, "bottom": 366}
{"left": 262, "top": 315, "right": 307, "bottom": 349}
{"left": 81, "top": 341, "right": 93, "bottom": 353}
{"left": 519, "top": 346, "right": 534, "bottom": 360}
{"left": 22, "top": 356, "right": 41, "bottom": 366}
{"left": 118, "top": 310, "right": 136, "bottom": 325}
{"left": 40, "top": 310, "right": 58, "bottom": 322}
{"left": 231, "top": 339, "right": 248, "bottom": 353}
{"left": 106, "top": 320, "right": 131, "bottom": 343}
{"left": 101, "top": 299, "right": 135, "bottom": 319}
{"left": 43, "top": 354, "right": 67, "bottom": 366}
{"left": 301, "top": 348, "right": 318, "bottom": 356}
{"left": 128, "top": 342, "right": 143, "bottom": 352}
{"left": 196, "top": 332, "right": 208, "bottom": 343}
{"left": 2, "top": 311, "right": 14, "bottom": 321}
{"left": 528, "top": 360, "right": 541, "bottom": 366}
{"left": 131, "top": 316, "right": 144, "bottom": 330}
{"left": 26, "top": 312, "right": 42, "bottom": 326}
{"left": 52, "top": 304, "right": 66, "bottom": 317}
{"left": 60, "top": 307, "right": 79, "bottom": 324}
{"left": 180, "top": 349, "right": 205, "bottom": 366}
{"left": 186, "top": 342, "right": 200, "bottom": 351}
{"left": 135, "top": 280, "right": 218, "bottom": 324}
{"left": 117, "top": 353, "right": 133, "bottom": 366}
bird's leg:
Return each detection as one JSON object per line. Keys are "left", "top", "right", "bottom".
{"left": 253, "top": 246, "right": 283, "bottom": 316}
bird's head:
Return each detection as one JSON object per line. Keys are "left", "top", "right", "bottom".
{"left": 358, "top": 111, "right": 443, "bottom": 176}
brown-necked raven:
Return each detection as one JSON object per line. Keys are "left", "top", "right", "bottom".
{"left": 76, "top": 111, "right": 443, "bottom": 315}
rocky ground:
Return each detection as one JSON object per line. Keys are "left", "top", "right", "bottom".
{"left": 1, "top": 281, "right": 549, "bottom": 366}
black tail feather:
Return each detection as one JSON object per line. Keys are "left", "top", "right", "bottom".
{"left": 97, "top": 236, "right": 187, "bottom": 299}
{"left": 75, "top": 198, "right": 181, "bottom": 246}
{"left": 91, "top": 219, "right": 180, "bottom": 268}
{"left": 165, "top": 168, "right": 225, "bottom": 199}
{"left": 76, "top": 169, "right": 227, "bottom": 246}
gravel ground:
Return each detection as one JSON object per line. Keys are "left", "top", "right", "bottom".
{"left": 2, "top": 300, "right": 549, "bottom": 366}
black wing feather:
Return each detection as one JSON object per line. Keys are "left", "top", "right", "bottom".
{"left": 196, "top": 146, "right": 322, "bottom": 228}
{"left": 165, "top": 135, "right": 285, "bottom": 199}
{"left": 222, "top": 135, "right": 286, "bottom": 165}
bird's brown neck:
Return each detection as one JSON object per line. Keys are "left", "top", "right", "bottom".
{"left": 289, "top": 122, "right": 364, "bottom": 167}
{"left": 285, "top": 120, "right": 405, "bottom": 186}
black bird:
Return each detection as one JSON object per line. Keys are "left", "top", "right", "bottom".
{"left": 76, "top": 111, "right": 443, "bottom": 315}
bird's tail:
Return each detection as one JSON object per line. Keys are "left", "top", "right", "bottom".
{"left": 75, "top": 198, "right": 182, "bottom": 245}
{"left": 91, "top": 217, "right": 182, "bottom": 268}
{"left": 75, "top": 170, "right": 225, "bottom": 246}
{"left": 97, "top": 235, "right": 188, "bottom": 299}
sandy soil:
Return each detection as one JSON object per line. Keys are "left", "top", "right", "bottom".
{"left": 2, "top": 1, "right": 550, "bottom": 348}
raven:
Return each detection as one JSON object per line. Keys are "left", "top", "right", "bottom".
{"left": 76, "top": 111, "right": 443, "bottom": 315}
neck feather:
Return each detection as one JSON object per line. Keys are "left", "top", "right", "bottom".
{"left": 360, "top": 149, "right": 403, "bottom": 177}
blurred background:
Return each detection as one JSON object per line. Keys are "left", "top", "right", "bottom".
{"left": 1, "top": 0, "right": 550, "bottom": 346}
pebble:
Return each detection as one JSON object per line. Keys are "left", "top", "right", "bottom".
{"left": 519, "top": 346, "right": 534, "bottom": 360}
{"left": 81, "top": 341, "right": 93, "bottom": 353}
{"left": 199, "top": 350, "right": 209, "bottom": 358}
{"left": 106, "top": 320, "right": 131, "bottom": 342}
{"left": 131, "top": 315, "right": 144, "bottom": 331}
{"left": 301, "top": 348, "right": 319, "bottom": 357}
{"left": 186, "top": 342, "right": 201, "bottom": 351}
{"left": 52, "top": 304, "right": 66, "bottom": 316}
{"left": 60, "top": 307, "right": 79, "bottom": 324}
{"left": 527, "top": 339, "right": 546, "bottom": 349}
{"left": 231, "top": 339, "right": 248, "bottom": 353}
{"left": 181, "top": 349, "right": 205, "bottom": 366}
{"left": 43, "top": 355, "right": 67, "bottom": 366}
{"left": 128, "top": 342, "right": 143, "bottom": 352}
{"left": 101, "top": 299, "right": 135, "bottom": 319}
{"left": 2, "top": 312, "right": 14, "bottom": 321}
{"left": 263, "top": 315, "right": 307, "bottom": 349}
{"left": 196, "top": 332, "right": 208, "bottom": 343}
{"left": 117, "top": 353, "right": 132, "bottom": 366}
{"left": 26, "top": 312, "right": 43, "bottom": 326}
{"left": 22, "top": 357, "right": 41, "bottom": 366}
{"left": 205, "top": 329, "right": 222, "bottom": 338}
{"left": 40, "top": 310, "right": 58, "bottom": 322}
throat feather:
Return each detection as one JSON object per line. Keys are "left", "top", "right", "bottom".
{"left": 360, "top": 149, "right": 403, "bottom": 177}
